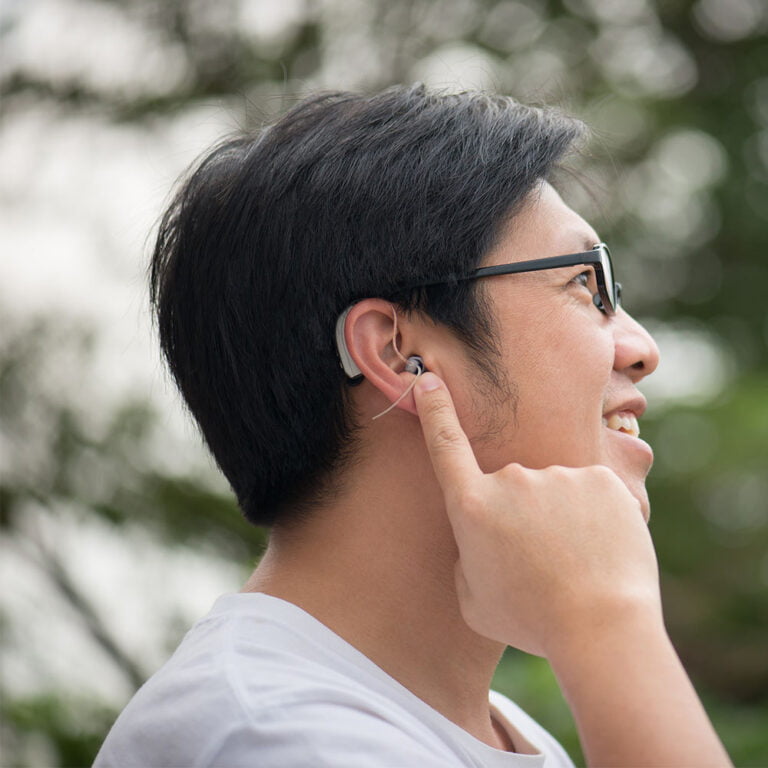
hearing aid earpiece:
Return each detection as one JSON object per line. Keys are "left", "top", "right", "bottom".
{"left": 371, "top": 355, "right": 427, "bottom": 420}
{"left": 404, "top": 355, "right": 425, "bottom": 375}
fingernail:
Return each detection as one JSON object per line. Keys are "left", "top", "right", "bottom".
{"left": 416, "top": 372, "right": 440, "bottom": 392}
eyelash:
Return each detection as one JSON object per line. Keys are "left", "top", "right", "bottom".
{"left": 571, "top": 270, "right": 591, "bottom": 288}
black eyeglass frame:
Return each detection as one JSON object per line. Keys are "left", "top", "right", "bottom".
{"left": 401, "top": 242, "right": 622, "bottom": 315}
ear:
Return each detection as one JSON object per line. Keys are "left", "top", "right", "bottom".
{"left": 342, "top": 299, "right": 423, "bottom": 416}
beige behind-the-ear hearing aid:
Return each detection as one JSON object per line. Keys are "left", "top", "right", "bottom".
{"left": 335, "top": 305, "right": 363, "bottom": 380}
{"left": 335, "top": 304, "right": 427, "bottom": 420}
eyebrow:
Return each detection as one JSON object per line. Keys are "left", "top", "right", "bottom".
{"left": 578, "top": 235, "right": 599, "bottom": 252}
{"left": 550, "top": 233, "right": 599, "bottom": 258}
{"left": 538, "top": 237, "right": 598, "bottom": 272}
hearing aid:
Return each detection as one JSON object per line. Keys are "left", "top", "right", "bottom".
{"left": 372, "top": 354, "right": 427, "bottom": 420}
{"left": 334, "top": 304, "right": 427, "bottom": 419}
{"left": 404, "top": 355, "right": 425, "bottom": 376}
{"left": 335, "top": 307, "right": 426, "bottom": 381}
{"left": 335, "top": 305, "right": 364, "bottom": 381}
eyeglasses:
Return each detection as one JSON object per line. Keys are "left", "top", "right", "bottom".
{"left": 402, "top": 242, "right": 622, "bottom": 316}
{"left": 335, "top": 243, "right": 622, "bottom": 380}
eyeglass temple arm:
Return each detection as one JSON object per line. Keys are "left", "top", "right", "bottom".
{"left": 407, "top": 250, "right": 605, "bottom": 290}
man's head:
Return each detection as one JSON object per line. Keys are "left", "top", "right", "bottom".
{"left": 150, "top": 84, "right": 596, "bottom": 526}
{"left": 394, "top": 181, "right": 660, "bottom": 518}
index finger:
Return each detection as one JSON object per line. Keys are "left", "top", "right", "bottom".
{"left": 413, "top": 372, "right": 482, "bottom": 494}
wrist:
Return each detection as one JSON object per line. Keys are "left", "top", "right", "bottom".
{"left": 542, "top": 599, "right": 732, "bottom": 768}
{"left": 544, "top": 593, "right": 667, "bottom": 668}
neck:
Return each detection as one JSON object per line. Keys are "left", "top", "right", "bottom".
{"left": 243, "top": 415, "right": 507, "bottom": 748}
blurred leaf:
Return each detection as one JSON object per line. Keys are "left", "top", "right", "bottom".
{"left": 1, "top": 0, "right": 767, "bottom": 764}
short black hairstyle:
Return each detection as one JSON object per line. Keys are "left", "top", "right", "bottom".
{"left": 150, "top": 84, "right": 585, "bottom": 527}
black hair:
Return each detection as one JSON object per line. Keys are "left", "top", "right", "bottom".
{"left": 150, "top": 84, "right": 586, "bottom": 526}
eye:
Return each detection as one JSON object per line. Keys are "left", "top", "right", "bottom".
{"left": 571, "top": 270, "right": 591, "bottom": 288}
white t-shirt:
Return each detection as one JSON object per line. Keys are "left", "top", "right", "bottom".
{"left": 94, "top": 593, "right": 575, "bottom": 767}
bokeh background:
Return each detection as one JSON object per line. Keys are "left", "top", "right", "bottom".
{"left": 1, "top": 0, "right": 767, "bottom": 765}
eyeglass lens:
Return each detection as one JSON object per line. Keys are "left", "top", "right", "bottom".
{"left": 601, "top": 245, "right": 616, "bottom": 310}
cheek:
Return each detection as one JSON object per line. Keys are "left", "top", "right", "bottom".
{"left": 496, "top": 323, "right": 614, "bottom": 462}
{"left": 516, "top": 319, "right": 612, "bottom": 408}
{"left": 459, "top": 300, "right": 616, "bottom": 469}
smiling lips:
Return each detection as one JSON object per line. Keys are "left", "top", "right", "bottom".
{"left": 602, "top": 411, "right": 640, "bottom": 438}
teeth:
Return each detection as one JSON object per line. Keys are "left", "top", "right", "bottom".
{"left": 602, "top": 412, "right": 640, "bottom": 438}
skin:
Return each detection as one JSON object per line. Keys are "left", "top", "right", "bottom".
{"left": 439, "top": 182, "right": 660, "bottom": 518}
{"left": 412, "top": 375, "right": 731, "bottom": 766}
{"left": 245, "top": 182, "right": 731, "bottom": 764}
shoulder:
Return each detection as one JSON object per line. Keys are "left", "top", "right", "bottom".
{"left": 94, "top": 593, "right": 461, "bottom": 767}
{"left": 95, "top": 594, "right": 574, "bottom": 768}
{"left": 201, "top": 698, "right": 462, "bottom": 768}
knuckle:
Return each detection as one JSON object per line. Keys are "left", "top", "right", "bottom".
{"left": 423, "top": 395, "right": 452, "bottom": 420}
{"left": 430, "top": 424, "right": 464, "bottom": 453}
{"left": 588, "top": 465, "right": 618, "bottom": 484}
{"left": 500, "top": 462, "right": 526, "bottom": 479}
{"left": 454, "top": 485, "right": 484, "bottom": 512}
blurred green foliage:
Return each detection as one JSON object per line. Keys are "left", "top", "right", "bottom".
{"left": 1, "top": 0, "right": 766, "bottom": 765}
{"left": 1, "top": 694, "right": 116, "bottom": 768}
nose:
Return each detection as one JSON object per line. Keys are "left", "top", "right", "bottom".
{"left": 613, "top": 308, "right": 660, "bottom": 382}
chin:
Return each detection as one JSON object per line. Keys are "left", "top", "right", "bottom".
{"left": 639, "top": 494, "right": 651, "bottom": 523}
{"left": 624, "top": 477, "right": 651, "bottom": 523}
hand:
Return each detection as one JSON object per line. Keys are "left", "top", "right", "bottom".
{"left": 413, "top": 372, "right": 662, "bottom": 657}
{"left": 414, "top": 373, "right": 732, "bottom": 766}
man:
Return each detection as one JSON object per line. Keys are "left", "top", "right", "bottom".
{"left": 95, "top": 85, "right": 730, "bottom": 766}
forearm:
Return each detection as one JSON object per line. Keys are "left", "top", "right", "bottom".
{"left": 549, "top": 607, "right": 731, "bottom": 768}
